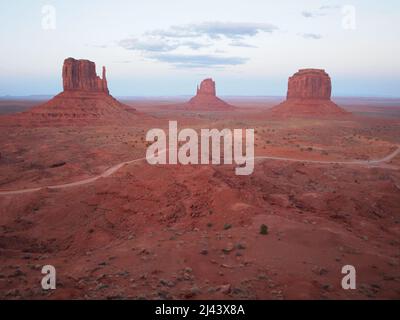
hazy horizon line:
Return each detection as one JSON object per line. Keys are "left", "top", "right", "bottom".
{"left": 1, "top": 94, "right": 400, "bottom": 100}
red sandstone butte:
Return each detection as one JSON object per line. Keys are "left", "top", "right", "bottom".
{"left": 271, "top": 69, "right": 348, "bottom": 117}
{"left": 186, "top": 78, "right": 235, "bottom": 110}
{"left": 62, "top": 58, "right": 109, "bottom": 94}
{"left": 22, "top": 58, "right": 137, "bottom": 125}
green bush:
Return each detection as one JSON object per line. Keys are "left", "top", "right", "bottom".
{"left": 223, "top": 223, "right": 232, "bottom": 230}
{"left": 260, "top": 224, "right": 268, "bottom": 235}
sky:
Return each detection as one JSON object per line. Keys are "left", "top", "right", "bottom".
{"left": 0, "top": 0, "right": 399, "bottom": 97}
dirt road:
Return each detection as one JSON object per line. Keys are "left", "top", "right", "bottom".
{"left": 0, "top": 146, "right": 399, "bottom": 196}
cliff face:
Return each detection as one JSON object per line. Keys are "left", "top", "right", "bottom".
{"left": 271, "top": 69, "right": 349, "bottom": 117}
{"left": 62, "top": 58, "right": 109, "bottom": 94}
{"left": 287, "top": 69, "right": 331, "bottom": 100}
{"left": 196, "top": 78, "right": 217, "bottom": 96}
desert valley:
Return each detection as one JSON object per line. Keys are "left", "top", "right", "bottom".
{"left": 0, "top": 57, "right": 399, "bottom": 300}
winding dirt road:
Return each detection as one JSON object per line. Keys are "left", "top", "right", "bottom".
{"left": 0, "top": 146, "right": 399, "bottom": 196}
{"left": 255, "top": 145, "right": 400, "bottom": 165}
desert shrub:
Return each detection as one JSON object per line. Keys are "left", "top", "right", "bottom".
{"left": 260, "top": 224, "right": 268, "bottom": 235}
{"left": 223, "top": 223, "right": 232, "bottom": 230}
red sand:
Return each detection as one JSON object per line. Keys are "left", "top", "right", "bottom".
{"left": 0, "top": 97, "right": 399, "bottom": 300}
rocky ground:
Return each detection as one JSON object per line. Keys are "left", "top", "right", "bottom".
{"left": 0, "top": 101, "right": 399, "bottom": 300}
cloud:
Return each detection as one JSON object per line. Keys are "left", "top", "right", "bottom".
{"left": 148, "top": 21, "right": 278, "bottom": 40}
{"left": 149, "top": 53, "right": 249, "bottom": 68}
{"left": 145, "top": 27, "right": 199, "bottom": 39}
{"left": 302, "top": 5, "right": 340, "bottom": 18}
{"left": 179, "top": 41, "right": 212, "bottom": 50}
{"left": 87, "top": 43, "right": 110, "bottom": 49}
{"left": 119, "top": 37, "right": 213, "bottom": 53}
{"left": 118, "top": 21, "right": 277, "bottom": 69}
{"left": 299, "top": 33, "right": 323, "bottom": 40}
{"left": 189, "top": 21, "right": 278, "bottom": 39}
{"left": 119, "top": 38, "right": 180, "bottom": 52}
{"left": 94, "top": 44, "right": 109, "bottom": 48}
{"left": 301, "top": 11, "right": 318, "bottom": 18}
{"left": 229, "top": 40, "right": 258, "bottom": 48}
{"left": 319, "top": 5, "right": 341, "bottom": 10}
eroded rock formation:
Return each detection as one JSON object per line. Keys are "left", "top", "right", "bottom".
{"left": 271, "top": 69, "right": 348, "bottom": 117}
{"left": 187, "top": 78, "right": 234, "bottom": 110}
{"left": 287, "top": 69, "right": 331, "bottom": 100}
{"left": 196, "top": 78, "right": 217, "bottom": 96}
{"left": 62, "top": 58, "right": 109, "bottom": 94}
{"left": 20, "top": 58, "right": 137, "bottom": 125}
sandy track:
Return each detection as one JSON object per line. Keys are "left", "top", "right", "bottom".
{"left": 255, "top": 145, "right": 400, "bottom": 165}
{"left": 0, "top": 146, "right": 399, "bottom": 196}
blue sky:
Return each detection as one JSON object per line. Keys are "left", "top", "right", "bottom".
{"left": 0, "top": 0, "right": 399, "bottom": 97}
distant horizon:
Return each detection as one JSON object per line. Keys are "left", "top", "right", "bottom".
{"left": 1, "top": 93, "right": 400, "bottom": 100}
